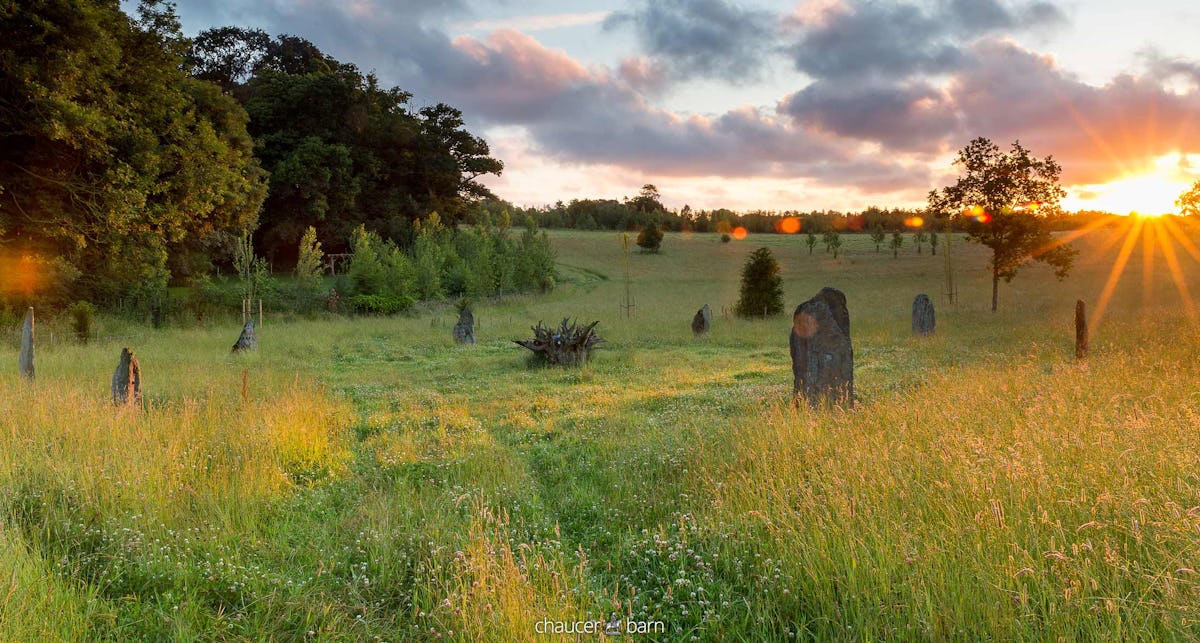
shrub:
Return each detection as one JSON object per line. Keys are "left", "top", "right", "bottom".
{"left": 348, "top": 294, "right": 413, "bottom": 315}
{"left": 721, "top": 233, "right": 731, "bottom": 243}
{"left": 636, "top": 225, "right": 663, "bottom": 253}
{"left": 68, "top": 301, "right": 96, "bottom": 343}
{"left": 735, "top": 247, "right": 784, "bottom": 318}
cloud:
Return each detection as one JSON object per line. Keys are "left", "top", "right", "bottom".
{"left": 605, "top": 0, "right": 778, "bottom": 84}
{"left": 451, "top": 11, "right": 611, "bottom": 34}
{"left": 779, "top": 80, "right": 958, "bottom": 152}
{"left": 785, "top": 0, "right": 1064, "bottom": 79}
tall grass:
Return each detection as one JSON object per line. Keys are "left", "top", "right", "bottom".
{"left": 3, "top": 224, "right": 1200, "bottom": 639}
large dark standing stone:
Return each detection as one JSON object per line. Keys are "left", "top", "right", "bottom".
{"left": 912, "top": 294, "right": 936, "bottom": 336}
{"left": 231, "top": 320, "right": 257, "bottom": 352}
{"left": 453, "top": 307, "right": 475, "bottom": 345}
{"left": 691, "top": 304, "right": 712, "bottom": 336}
{"left": 1075, "top": 300, "right": 1088, "bottom": 359}
{"left": 18, "top": 307, "right": 34, "bottom": 379}
{"left": 112, "top": 348, "right": 142, "bottom": 406}
{"left": 790, "top": 287, "right": 853, "bottom": 407}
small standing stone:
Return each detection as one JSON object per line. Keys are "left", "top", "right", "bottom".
{"left": 18, "top": 307, "right": 34, "bottom": 379}
{"left": 790, "top": 287, "right": 853, "bottom": 407}
{"left": 691, "top": 304, "right": 712, "bottom": 336}
{"left": 1075, "top": 299, "right": 1088, "bottom": 359}
{"left": 453, "top": 306, "right": 475, "bottom": 345}
{"left": 231, "top": 320, "right": 257, "bottom": 352}
{"left": 111, "top": 348, "right": 142, "bottom": 406}
{"left": 912, "top": 294, "right": 936, "bottom": 336}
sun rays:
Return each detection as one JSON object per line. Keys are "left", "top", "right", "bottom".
{"left": 1086, "top": 214, "right": 1200, "bottom": 327}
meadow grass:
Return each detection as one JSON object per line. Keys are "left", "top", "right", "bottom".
{"left": 2, "top": 222, "right": 1200, "bottom": 640}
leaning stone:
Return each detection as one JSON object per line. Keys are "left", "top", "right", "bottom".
{"left": 231, "top": 320, "right": 257, "bottom": 352}
{"left": 912, "top": 293, "right": 936, "bottom": 336}
{"left": 112, "top": 348, "right": 142, "bottom": 406}
{"left": 18, "top": 307, "right": 34, "bottom": 379}
{"left": 453, "top": 307, "right": 475, "bottom": 345}
{"left": 790, "top": 287, "right": 853, "bottom": 407}
{"left": 1075, "top": 300, "right": 1088, "bottom": 359}
{"left": 691, "top": 304, "right": 712, "bottom": 336}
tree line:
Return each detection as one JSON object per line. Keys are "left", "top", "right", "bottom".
{"left": 0, "top": 0, "right": 510, "bottom": 313}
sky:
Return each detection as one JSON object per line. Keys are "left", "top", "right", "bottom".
{"left": 160, "top": 0, "right": 1200, "bottom": 214}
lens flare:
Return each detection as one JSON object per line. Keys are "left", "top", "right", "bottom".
{"left": 904, "top": 216, "right": 925, "bottom": 228}
{"left": 777, "top": 217, "right": 801, "bottom": 234}
{"left": 731, "top": 226, "right": 748, "bottom": 240}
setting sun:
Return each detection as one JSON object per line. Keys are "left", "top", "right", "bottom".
{"left": 1066, "top": 153, "right": 1199, "bottom": 216}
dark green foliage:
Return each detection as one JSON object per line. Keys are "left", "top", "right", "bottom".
{"left": 721, "top": 233, "right": 732, "bottom": 243}
{"left": 636, "top": 226, "right": 664, "bottom": 253}
{"left": 735, "top": 248, "right": 784, "bottom": 318}
{"left": 0, "top": 1, "right": 266, "bottom": 304}
{"left": 870, "top": 225, "right": 886, "bottom": 252}
{"left": 891, "top": 232, "right": 904, "bottom": 258}
{"left": 69, "top": 301, "right": 96, "bottom": 343}
{"left": 187, "top": 29, "right": 504, "bottom": 262}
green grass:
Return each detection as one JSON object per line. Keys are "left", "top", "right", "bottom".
{"left": 3, "top": 224, "right": 1200, "bottom": 640}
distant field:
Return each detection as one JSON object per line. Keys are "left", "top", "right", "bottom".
{"left": 4, "top": 222, "right": 1200, "bottom": 640}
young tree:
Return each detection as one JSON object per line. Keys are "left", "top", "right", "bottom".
{"left": 928, "top": 138, "right": 1076, "bottom": 312}
{"left": 805, "top": 231, "right": 818, "bottom": 255}
{"left": 929, "top": 226, "right": 939, "bottom": 256}
{"left": 913, "top": 229, "right": 927, "bottom": 254}
{"left": 735, "top": 248, "right": 784, "bottom": 318}
{"left": 635, "top": 225, "right": 664, "bottom": 253}
{"left": 870, "top": 224, "right": 886, "bottom": 252}
{"left": 823, "top": 231, "right": 843, "bottom": 258}
{"left": 890, "top": 232, "right": 904, "bottom": 258}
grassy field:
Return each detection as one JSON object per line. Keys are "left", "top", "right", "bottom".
{"left": 4, "top": 221, "right": 1200, "bottom": 640}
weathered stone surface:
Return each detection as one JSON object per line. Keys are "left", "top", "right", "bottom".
{"left": 1075, "top": 299, "right": 1088, "bottom": 359}
{"left": 231, "top": 320, "right": 257, "bottom": 352}
{"left": 453, "top": 307, "right": 475, "bottom": 345}
{"left": 790, "top": 287, "right": 853, "bottom": 407}
{"left": 112, "top": 348, "right": 142, "bottom": 406}
{"left": 18, "top": 307, "right": 34, "bottom": 379}
{"left": 912, "top": 293, "right": 936, "bottom": 336}
{"left": 691, "top": 304, "right": 712, "bottom": 336}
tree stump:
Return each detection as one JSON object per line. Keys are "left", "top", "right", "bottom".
{"left": 790, "top": 287, "right": 854, "bottom": 407}
{"left": 231, "top": 320, "right": 257, "bottom": 352}
{"left": 1075, "top": 299, "right": 1088, "bottom": 359}
{"left": 18, "top": 307, "right": 34, "bottom": 379}
{"left": 453, "top": 306, "right": 476, "bottom": 344}
{"left": 912, "top": 293, "right": 936, "bottom": 336}
{"left": 112, "top": 348, "right": 142, "bottom": 406}
{"left": 691, "top": 304, "right": 712, "bottom": 336}
{"left": 515, "top": 318, "right": 603, "bottom": 366}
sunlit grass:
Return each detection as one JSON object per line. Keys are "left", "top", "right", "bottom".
{"left": 2, "top": 227, "right": 1200, "bottom": 638}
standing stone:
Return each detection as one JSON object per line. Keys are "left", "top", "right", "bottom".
{"left": 691, "top": 304, "right": 712, "bottom": 336}
{"left": 231, "top": 320, "right": 257, "bottom": 352}
{"left": 912, "top": 294, "right": 936, "bottom": 336}
{"left": 111, "top": 348, "right": 142, "bottom": 406}
{"left": 1075, "top": 299, "right": 1088, "bottom": 359}
{"left": 790, "top": 287, "right": 853, "bottom": 407}
{"left": 18, "top": 307, "right": 34, "bottom": 379}
{"left": 453, "top": 306, "right": 475, "bottom": 345}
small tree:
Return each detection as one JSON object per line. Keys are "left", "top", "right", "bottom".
{"left": 913, "top": 229, "right": 927, "bottom": 254}
{"left": 805, "top": 231, "right": 818, "bottom": 255}
{"left": 928, "top": 138, "right": 1075, "bottom": 311}
{"left": 233, "top": 231, "right": 270, "bottom": 304}
{"left": 870, "top": 224, "right": 885, "bottom": 252}
{"left": 929, "top": 227, "right": 939, "bottom": 256}
{"left": 293, "top": 226, "right": 325, "bottom": 312}
{"left": 823, "top": 230, "right": 843, "bottom": 258}
{"left": 635, "top": 225, "right": 663, "bottom": 253}
{"left": 735, "top": 247, "right": 784, "bottom": 318}
{"left": 890, "top": 232, "right": 904, "bottom": 258}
